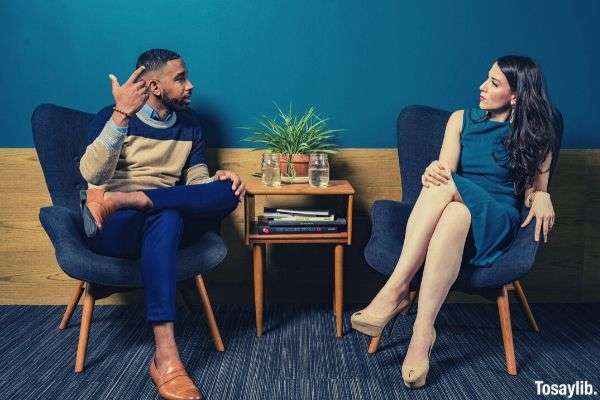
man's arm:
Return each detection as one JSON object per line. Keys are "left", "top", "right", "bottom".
{"left": 182, "top": 124, "right": 213, "bottom": 185}
{"left": 80, "top": 66, "right": 149, "bottom": 185}
{"left": 79, "top": 107, "right": 128, "bottom": 185}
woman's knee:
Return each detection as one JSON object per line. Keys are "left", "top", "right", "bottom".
{"left": 438, "top": 202, "right": 471, "bottom": 232}
{"left": 420, "top": 178, "right": 459, "bottom": 203}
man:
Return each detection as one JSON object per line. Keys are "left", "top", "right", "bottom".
{"left": 79, "top": 49, "right": 245, "bottom": 400}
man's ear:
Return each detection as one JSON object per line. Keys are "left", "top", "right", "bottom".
{"left": 148, "top": 79, "right": 161, "bottom": 96}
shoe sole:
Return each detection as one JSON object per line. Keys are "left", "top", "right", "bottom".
{"left": 350, "top": 318, "right": 385, "bottom": 337}
{"left": 79, "top": 190, "right": 98, "bottom": 238}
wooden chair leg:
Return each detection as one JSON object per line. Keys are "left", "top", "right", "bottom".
{"left": 75, "top": 283, "right": 95, "bottom": 373}
{"left": 497, "top": 285, "right": 517, "bottom": 375}
{"left": 253, "top": 244, "right": 264, "bottom": 337}
{"left": 59, "top": 280, "right": 85, "bottom": 330}
{"left": 367, "top": 289, "right": 418, "bottom": 354}
{"left": 194, "top": 275, "right": 225, "bottom": 352}
{"left": 513, "top": 280, "right": 540, "bottom": 332}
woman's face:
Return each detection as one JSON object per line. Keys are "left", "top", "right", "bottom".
{"left": 479, "top": 62, "right": 516, "bottom": 111}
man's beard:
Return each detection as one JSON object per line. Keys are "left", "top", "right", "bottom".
{"left": 160, "top": 92, "right": 188, "bottom": 112}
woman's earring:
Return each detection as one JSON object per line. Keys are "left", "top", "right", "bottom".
{"left": 509, "top": 102, "right": 516, "bottom": 123}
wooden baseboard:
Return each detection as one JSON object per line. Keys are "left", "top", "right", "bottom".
{"left": 1, "top": 148, "right": 598, "bottom": 304}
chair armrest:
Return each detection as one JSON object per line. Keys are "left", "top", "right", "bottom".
{"left": 364, "top": 200, "right": 414, "bottom": 275}
{"left": 39, "top": 206, "right": 93, "bottom": 268}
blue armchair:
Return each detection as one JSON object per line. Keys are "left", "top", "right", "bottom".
{"left": 363, "top": 105, "right": 563, "bottom": 375}
{"left": 32, "top": 104, "right": 228, "bottom": 373}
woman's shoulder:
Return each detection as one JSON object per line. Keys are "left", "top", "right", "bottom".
{"left": 446, "top": 109, "right": 465, "bottom": 134}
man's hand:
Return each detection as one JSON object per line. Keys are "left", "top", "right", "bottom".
{"left": 109, "top": 66, "right": 149, "bottom": 117}
{"left": 214, "top": 170, "right": 246, "bottom": 199}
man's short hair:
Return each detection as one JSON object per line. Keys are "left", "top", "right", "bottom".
{"left": 136, "top": 49, "right": 181, "bottom": 72}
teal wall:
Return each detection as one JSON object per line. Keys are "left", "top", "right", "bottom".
{"left": 2, "top": 0, "right": 598, "bottom": 148}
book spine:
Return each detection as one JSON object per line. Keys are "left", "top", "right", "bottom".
{"left": 264, "top": 207, "right": 331, "bottom": 216}
{"left": 265, "top": 219, "right": 346, "bottom": 227}
{"left": 255, "top": 225, "right": 341, "bottom": 234}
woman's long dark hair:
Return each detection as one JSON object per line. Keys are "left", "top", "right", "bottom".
{"left": 493, "top": 55, "right": 558, "bottom": 195}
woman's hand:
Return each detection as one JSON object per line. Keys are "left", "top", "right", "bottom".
{"left": 521, "top": 191, "right": 555, "bottom": 243}
{"left": 421, "top": 160, "right": 451, "bottom": 188}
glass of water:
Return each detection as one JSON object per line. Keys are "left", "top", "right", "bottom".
{"left": 308, "top": 153, "right": 329, "bottom": 187}
{"left": 261, "top": 152, "right": 281, "bottom": 187}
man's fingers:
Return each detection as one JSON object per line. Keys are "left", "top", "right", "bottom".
{"left": 108, "top": 74, "right": 120, "bottom": 89}
{"left": 134, "top": 80, "right": 147, "bottom": 88}
{"left": 543, "top": 217, "right": 549, "bottom": 243}
{"left": 125, "top": 65, "right": 146, "bottom": 85}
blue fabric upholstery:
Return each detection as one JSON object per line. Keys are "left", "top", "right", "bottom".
{"left": 364, "top": 105, "right": 563, "bottom": 299}
{"left": 32, "top": 104, "right": 228, "bottom": 292}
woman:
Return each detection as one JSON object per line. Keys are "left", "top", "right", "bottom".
{"left": 351, "top": 55, "right": 559, "bottom": 388}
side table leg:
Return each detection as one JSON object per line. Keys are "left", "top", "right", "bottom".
{"left": 253, "top": 243, "right": 264, "bottom": 336}
{"left": 334, "top": 244, "right": 344, "bottom": 337}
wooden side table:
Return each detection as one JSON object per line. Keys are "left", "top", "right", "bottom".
{"left": 244, "top": 179, "right": 355, "bottom": 337}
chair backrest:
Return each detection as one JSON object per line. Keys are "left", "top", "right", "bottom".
{"left": 396, "top": 105, "right": 564, "bottom": 204}
{"left": 32, "top": 104, "right": 94, "bottom": 211}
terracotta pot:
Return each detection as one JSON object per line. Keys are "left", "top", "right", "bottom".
{"left": 279, "top": 154, "right": 310, "bottom": 177}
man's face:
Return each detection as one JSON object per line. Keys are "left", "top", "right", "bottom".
{"left": 148, "top": 58, "right": 194, "bottom": 111}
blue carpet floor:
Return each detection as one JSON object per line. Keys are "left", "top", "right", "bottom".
{"left": 0, "top": 303, "right": 599, "bottom": 400}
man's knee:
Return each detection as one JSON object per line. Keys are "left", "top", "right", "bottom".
{"left": 211, "top": 179, "right": 239, "bottom": 213}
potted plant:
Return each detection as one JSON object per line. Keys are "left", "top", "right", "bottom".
{"left": 242, "top": 104, "right": 341, "bottom": 182}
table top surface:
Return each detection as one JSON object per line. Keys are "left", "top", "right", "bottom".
{"left": 244, "top": 179, "right": 355, "bottom": 195}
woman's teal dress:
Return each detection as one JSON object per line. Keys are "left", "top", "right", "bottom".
{"left": 451, "top": 107, "right": 521, "bottom": 267}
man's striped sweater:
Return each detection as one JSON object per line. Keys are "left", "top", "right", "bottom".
{"left": 79, "top": 105, "right": 212, "bottom": 192}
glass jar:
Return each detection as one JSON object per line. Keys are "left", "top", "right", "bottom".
{"left": 261, "top": 152, "right": 281, "bottom": 187}
{"left": 308, "top": 153, "right": 330, "bottom": 187}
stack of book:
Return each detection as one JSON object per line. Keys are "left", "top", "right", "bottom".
{"left": 255, "top": 208, "right": 347, "bottom": 234}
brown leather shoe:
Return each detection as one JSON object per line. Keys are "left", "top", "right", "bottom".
{"left": 149, "top": 357, "right": 203, "bottom": 400}
{"left": 79, "top": 188, "right": 116, "bottom": 238}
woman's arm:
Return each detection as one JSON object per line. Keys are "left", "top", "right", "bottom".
{"left": 438, "top": 110, "right": 463, "bottom": 172}
{"left": 521, "top": 151, "right": 556, "bottom": 242}
{"left": 523, "top": 151, "right": 552, "bottom": 207}
{"left": 422, "top": 110, "right": 463, "bottom": 187}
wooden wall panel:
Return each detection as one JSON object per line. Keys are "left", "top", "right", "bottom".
{"left": 0, "top": 148, "right": 597, "bottom": 305}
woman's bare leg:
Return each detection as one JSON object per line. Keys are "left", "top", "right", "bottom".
{"left": 362, "top": 180, "right": 460, "bottom": 316}
{"left": 403, "top": 201, "right": 471, "bottom": 367}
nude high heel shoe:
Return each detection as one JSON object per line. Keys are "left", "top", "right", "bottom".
{"left": 350, "top": 295, "right": 411, "bottom": 337}
{"left": 402, "top": 328, "right": 436, "bottom": 389}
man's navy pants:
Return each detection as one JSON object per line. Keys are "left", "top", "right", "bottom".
{"left": 87, "top": 180, "right": 238, "bottom": 323}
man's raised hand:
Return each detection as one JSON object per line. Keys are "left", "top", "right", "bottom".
{"left": 109, "top": 65, "right": 149, "bottom": 116}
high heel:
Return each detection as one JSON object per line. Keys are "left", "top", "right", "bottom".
{"left": 350, "top": 295, "right": 411, "bottom": 337}
{"left": 402, "top": 328, "right": 436, "bottom": 389}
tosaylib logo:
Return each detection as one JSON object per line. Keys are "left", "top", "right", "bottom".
{"left": 535, "top": 381, "right": 597, "bottom": 398}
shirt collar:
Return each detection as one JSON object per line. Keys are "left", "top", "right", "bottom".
{"left": 141, "top": 103, "right": 175, "bottom": 122}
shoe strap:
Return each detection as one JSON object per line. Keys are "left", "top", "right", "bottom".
{"left": 155, "top": 367, "right": 190, "bottom": 388}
